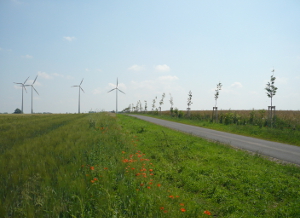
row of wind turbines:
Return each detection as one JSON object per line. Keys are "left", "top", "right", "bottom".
{"left": 14, "top": 76, "right": 125, "bottom": 114}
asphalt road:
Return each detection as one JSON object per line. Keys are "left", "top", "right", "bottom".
{"left": 128, "top": 114, "right": 300, "bottom": 165}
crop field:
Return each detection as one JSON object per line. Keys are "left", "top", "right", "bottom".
{"left": 1, "top": 113, "right": 300, "bottom": 217}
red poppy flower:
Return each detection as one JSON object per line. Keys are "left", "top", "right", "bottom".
{"left": 204, "top": 210, "right": 212, "bottom": 215}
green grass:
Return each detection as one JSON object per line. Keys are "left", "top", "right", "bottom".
{"left": 1, "top": 113, "right": 300, "bottom": 217}
{"left": 134, "top": 113, "right": 300, "bottom": 146}
{"left": 118, "top": 114, "right": 300, "bottom": 217}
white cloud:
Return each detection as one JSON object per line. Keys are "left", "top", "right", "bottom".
{"left": 154, "top": 64, "right": 170, "bottom": 72}
{"left": 158, "top": 75, "right": 178, "bottom": 81}
{"left": 63, "top": 36, "right": 76, "bottom": 42}
{"left": 52, "top": 73, "right": 64, "bottom": 77}
{"left": 38, "top": 71, "right": 52, "bottom": 79}
{"left": 21, "top": 54, "right": 33, "bottom": 59}
{"left": 276, "top": 76, "right": 288, "bottom": 84}
{"left": 93, "top": 87, "right": 103, "bottom": 95}
{"left": 128, "top": 64, "right": 145, "bottom": 72}
{"left": 131, "top": 75, "right": 182, "bottom": 94}
{"left": 230, "top": 82, "right": 243, "bottom": 88}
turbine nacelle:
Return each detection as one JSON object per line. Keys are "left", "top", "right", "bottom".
{"left": 107, "top": 77, "right": 125, "bottom": 113}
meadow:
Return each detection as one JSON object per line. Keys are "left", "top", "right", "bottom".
{"left": 141, "top": 109, "right": 300, "bottom": 146}
{"left": 1, "top": 113, "right": 300, "bottom": 217}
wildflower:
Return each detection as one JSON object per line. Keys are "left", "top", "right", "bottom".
{"left": 122, "top": 151, "right": 126, "bottom": 154}
{"left": 160, "top": 207, "right": 164, "bottom": 210}
{"left": 147, "top": 186, "right": 151, "bottom": 189}
{"left": 150, "top": 173, "right": 154, "bottom": 176}
{"left": 149, "top": 169, "right": 153, "bottom": 172}
{"left": 163, "top": 210, "right": 168, "bottom": 213}
{"left": 104, "top": 167, "right": 108, "bottom": 170}
{"left": 180, "top": 208, "right": 186, "bottom": 212}
{"left": 169, "top": 195, "right": 174, "bottom": 199}
{"left": 90, "top": 166, "right": 95, "bottom": 170}
{"left": 149, "top": 182, "right": 153, "bottom": 185}
{"left": 180, "top": 203, "right": 184, "bottom": 206}
{"left": 176, "top": 195, "right": 179, "bottom": 198}
{"left": 93, "top": 178, "right": 98, "bottom": 181}
{"left": 157, "top": 184, "right": 161, "bottom": 187}
{"left": 140, "top": 183, "right": 144, "bottom": 186}
{"left": 204, "top": 210, "right": 212, "bottom": 215}
{"left": 91, "top": 180, "right": 95, "bottom": 183}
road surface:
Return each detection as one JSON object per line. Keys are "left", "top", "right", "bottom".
{"left": 128, "top": 114, "right": 300, "bottom": 165}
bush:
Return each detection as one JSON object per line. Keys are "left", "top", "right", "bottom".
{"left": 13, "top": 108, "right": 22, "bottom": 114}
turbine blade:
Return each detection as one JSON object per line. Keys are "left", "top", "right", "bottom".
{"left": 33, "top": 86, "right": 39, "bottom": 95}
{"left": 117, "top": 78, "right": 118, "bottom": 87}
{"left": 14, "top": 82, "right": 22, "bottom": 84}
{"left": 107, "top": 88, "right": 116, "bottom": 93}
{"left": 72, "top": 85, "right": 79, "bottom": 87}
{"left": 33, "top": 75, "right": 38, "bottom": 84}
{"left": 118, "top": 89, "right": 125, "bottom": 94}
{"left": 22, "top": 85, "right": 27, "bottom": 93}
{"left": 80, "top": 78, "right": 84, "bottom": 85}
{"left": 80, "top": 86, "right": 85, "bottom": 93}
{"left": 24, "top": 76, "right": 30, "bottom": 84}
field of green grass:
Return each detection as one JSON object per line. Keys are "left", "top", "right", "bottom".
{"left": 1, "top": 113, "right": 300, "bottom": 217}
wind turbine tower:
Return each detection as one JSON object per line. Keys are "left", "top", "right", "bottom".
{"left": 72, "top": 79, "right": 85, "bottom": 114}
{"left": 108, "top": 78, "right": 125, "bottom": 113}
{"left": 14, "top": 76, "right": 29, "bottom": 113}
{"left": 26, "top": 75, "right": 39, "bottom": 114}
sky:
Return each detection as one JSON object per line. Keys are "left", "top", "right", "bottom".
{"left": 1, "top": 0, "right": 300, "bottom": 114}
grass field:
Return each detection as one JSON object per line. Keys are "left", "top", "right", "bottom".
{"left": 1, "top": 113, "right": 300, "bottom": 217}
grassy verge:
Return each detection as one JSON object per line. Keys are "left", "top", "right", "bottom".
{"left": 1, "top": 113, "right": 300, "bottom": 217}
{"left": 118, "top": 114, "right": 300, "bottom": 217}
{"left": 132, "top": 113, "right": 300, "bottom": 146}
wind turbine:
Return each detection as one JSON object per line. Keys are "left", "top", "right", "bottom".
{"left": 72, "top": 79, "right": 84, "bottom": 114}
{"left": 108, "top": 78, "right": 125, "bottom": 113}
{"left": 25, "top": 75, "right": 39, "bottom": 114}
{"left": 14, "top": 76, "right": 29, "bottom": 113}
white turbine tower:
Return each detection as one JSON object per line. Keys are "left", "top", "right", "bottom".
{"left": 14, "top": 76, "right": 29, "bottom": 113}
{"left": 108, "top": 78, "right": 125, "bottom": 113}
{"left": 25, "top": 75, "right": 39, "bottom": 114}
{"left": 72, "top": 79, "right": 85, "bottom": 114}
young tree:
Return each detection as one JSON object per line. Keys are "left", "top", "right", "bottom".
{"left": 187, "top": 90, "right": 193, "bottom": 117}
{"left": 139, "top": 100, "right": 143, "bottom": 112}
{"left": 169, "top": 93, "right": 174, "bottom": 115}
{"left": 265, "top": 75, "right": 278, "bottom": 108}
{"left": 152, "top": 96, "right": 157, "bottom": 111}
{"left": 144, "top": 100, "right": 147, "bottom": 113}
{"left": 265, "top": 72, "right": 278, "bottom": 127}
{"left": 214, "top": 82, "right": 222, "bottom": 107}
{"left": 159, "top": 93, "right": 165, "bottom": 115}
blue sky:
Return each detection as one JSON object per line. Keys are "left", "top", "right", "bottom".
{"left": 1, "top": 0, "right": 300, "bottom": 113}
